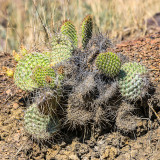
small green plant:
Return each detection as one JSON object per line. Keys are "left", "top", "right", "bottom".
{"left": 95, "top": 52, "right": 121, "bottom": 77}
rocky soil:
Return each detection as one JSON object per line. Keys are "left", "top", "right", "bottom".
{"left": 0, "top": 31, "right": 160, "bottom": 160}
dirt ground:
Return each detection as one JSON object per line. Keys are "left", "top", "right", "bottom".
{"left": 0, "top": 30, "right": 160, "bottom": 160}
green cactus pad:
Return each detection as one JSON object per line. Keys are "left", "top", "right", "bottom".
{"left": 60, "top": 20, "right": 78, "bottom": 48}
{"left": 95, "top": 52, "right": 121, "bottom": 77}
{"left": 118, "top": 62, "right": 149, "bottom": 101}
{"left": 51, "top": 34, "right": 73, "bottom": 66}
{"left": 81, "top": 15, "right": 93, "bottom": 49}
{"left": 14, "top": 52, "right": 51, "bottom": 91}
{"left": 24, "top": 104, "right": 60, "bottom": 140}
{"left": 32, "top": 66, "right": 56, "bottom": 88}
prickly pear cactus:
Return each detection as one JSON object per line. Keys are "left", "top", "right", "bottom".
{"left": 118, "top": 62, "right": 149, "bottom": 101}
{"left": 14, "top": 52, "right": 52, "bottom": 91}
{"left": 81, "top": 15, "right": 93, "bottom": 49}
{"left": 24, "top": 103, "right": 60, "bottom": 140}
{"left": 51, "top": 34, "right": 74, "bottom": 66}
{"left": 32, "top": 66, "right": 56, "bottom": 88}
{"left": 95, "top": 52, "right": 121, "bottom": 77}
{"left": 60, "top": 20, "right": 78, "bottom": 48}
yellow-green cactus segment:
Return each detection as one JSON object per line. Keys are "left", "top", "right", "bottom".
{"left": 24, "top": 103, "right": 60, "bottom": 140}
{"left": 51, "top": 34, "right": 73, "bottom": 66}
{"left": 96, "top": 52, "right": 121, "bottom": 77}
{"left": 20, "top": 45, "right": 28, "bottom": 56}
{"left": 14, "top": 52, "right": 51, "bottom": 91}
{"left": 81, "top": 15, "right": 93, "bottom": 49}
{"left": 118, "top": 62, "right": 149, "bottom": 101}
{"left": 60, "top": 20, "right": 78, "bottom": 48}
{"left": 13, "top": 46, "right": 28, "bottom": 62}
{"left": 12, "top": 50, "right": 21, "bottom": 61}
{"left": 33, "top": 66, "right": 56, "bottom": 88}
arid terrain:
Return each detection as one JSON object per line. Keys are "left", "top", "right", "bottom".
{"left": 0, "top": 29, "right": 160, "bottom": 160}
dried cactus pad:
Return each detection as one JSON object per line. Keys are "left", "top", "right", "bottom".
{"left": 95, "top": 52, "right": 121, "bottom": 77}
{"left": 24, "top": 104, "right": 60, "bottom": 140}
{"left": 81, "top": 15, "right": 93, "bottom": 49}
{"left": 51, "top": 34, "right": 74, "bottom": 66}
{"left": 14, "top": 52, "right": 51, "bottom": 91}
{"left": 118, "top": 62, "right": 149, "bottom": 101}
{"left": 60, "top": 20, "right": 78, "bottom": 48}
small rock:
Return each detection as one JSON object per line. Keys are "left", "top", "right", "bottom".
{"left": 12, "top": 102, "right": 19, "bottom": 109}
{"left": 69, "top": 154, "right": 79, "bottom": 160}
{"left": 6, "top": 89, "right": 11, "bottom": 95}
{"left": 55, "top": 154, "right": 68, "bottom": 160}
{"left": 101, "top": 146, "right": 118, "bottom": 160}
{"left": 13, "top": 133, "right": 20, "bottom": 141}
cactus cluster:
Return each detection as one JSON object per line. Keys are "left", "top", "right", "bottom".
{"left": 12, "top": 15, "right": 154, "bottom": 141}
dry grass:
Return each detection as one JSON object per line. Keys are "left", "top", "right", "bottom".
{"left": 0, "top": 0, "right": 160, "bottom": 52}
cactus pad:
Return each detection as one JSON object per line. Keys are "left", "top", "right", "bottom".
{"left": 60, "top": 20, "right": 78, "bottom": 48}
{"left": 51, "top": 34, "right": 73, "bottom": 66}
{"left": 24, "top": 104, "right": 60, "bottom": 140}
{"left": 14, "top": 52, "right": 51, "bottom": 91}
{"left": 81, "top": 15, "right": 93, "bottom": 49}
{"left": 118, "top": 62, "right": 149, "bottom": 101}
{"left": 95, "top": 52, "right": 121, "bottom": 77}
{"left": 32, "top": 66, "right": 56, "bottom": 88}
